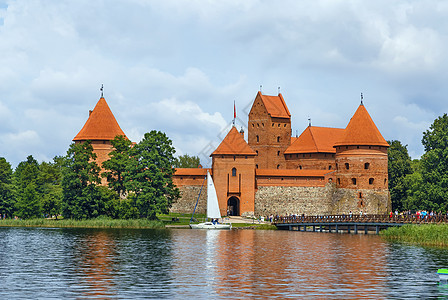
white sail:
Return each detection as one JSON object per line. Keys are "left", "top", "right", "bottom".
{"left": 206, "top": 171, "right": 221, "bottom": 219}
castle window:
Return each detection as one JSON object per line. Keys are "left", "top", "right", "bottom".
{"left": 272, "top": 123, "right": 274, "bottom": 127}
{"left": 257, "top": 123, "right": 259, "bottom": 127}
{"left": 357, "top": 146, "right": 359, "bottom": 149}
{"left": 232, "top": 168, "right": 237, "bottom": 176}
{"left": 359, "top": 192, "right": 362, "bottom": 198}
{"left": 277, "top": 151, "right": 280, "bottom": 156}
{"left": 256, "top": 164, "right": 258, "bottom": 169}
{"left": 336, "top": 163, "right": 338, "bottom": 170}
{"left": 245, "top": 156, "right": 247, "bottom": 159}
{"left": 262, "top": 123, "right": 264, "bottom": 127}
{"left": 352, "top": 178, "right": 357, "bottom": 185}
{"left": 278, "top": 124, "right": 280, "bottom": 127}
{"left": 299, "top": 165, "right": 302, "bottom": 170}
{"left": 256, "top": 135, "right": 259, "bottom": 142}
{"left": 233, "top": 156, "right": 236, "bottom": 161}
{"left": 384, "top": 178, "right": 387, "bottom": 185}
{"left": 284, "top": 124, "right": 286, "bottom": 127}
{"left": 345, "top": 163, "right": 349, "bottom": 170}
{"left": 364, "top": 163, "right": 370, "bottom": 170}
{"left": 369, "top": 178, "right": 374, "bottom": 184}
{"left": 328, "top": 178, "right": 332, "bottom": 182}
{"left": 256, "top": 150, "right": 259, "bottom": 155}
{"left": 277, "top": 164, "right": 280, "bottom": 169}
{"left": 337, "top": 178, "right": 341, "bottom": 185}
{"left": 277, "top": 136, "right": 280, "bottom": 142}
{"left": 252, "top": 123, "right": 254, "bottom": 127}
{"left": 369, "top": 146, "right": 371, "bottom": 149}
{"left": 329, "top": 165, "right": 332, "bottom": 170}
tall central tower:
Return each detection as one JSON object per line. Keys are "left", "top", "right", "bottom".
{"left": 248, "top": 92, "right": 291, "bottom": 169}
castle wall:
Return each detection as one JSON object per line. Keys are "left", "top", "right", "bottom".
{"left": 254, "top": 184, "right": 390, "bottom": 217}
{"left": 254, "top": 185, "right": 333, "bottom": 217}
{"left": 170, "top": 185, "right": 207, "bottom": 215}
{"left": 330, "top": 188, "right": 390, "bottom": 214}
{"left": 285, "top": 153, "right": 336, "bottom": 170}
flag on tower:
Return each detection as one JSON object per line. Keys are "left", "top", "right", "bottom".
{"left": 233, "top": 101, "right": 236, "bottom": 126}
{"left": 234, "top": 101, "right": 236, "bottom": 118}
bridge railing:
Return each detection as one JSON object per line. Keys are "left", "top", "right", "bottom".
{"left": 274, "top": 214, "right": 448, "bottom": 225}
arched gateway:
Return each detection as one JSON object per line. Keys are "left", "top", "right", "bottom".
{"left": 227, "top": 197, "right": 240, "bottom": 216}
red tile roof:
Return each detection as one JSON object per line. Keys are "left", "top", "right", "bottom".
{"left": 211, "top": 127, "right": 257, "bottom": 156}
{"left": 73, "top": 97, "right": 126, "bottom": 141}
{"left": 258, "top": 92, "right": 291, "bottom": 119}
{"left": 256, "top": 169, "right": 331, "bottom": 177}
{"left": 334, "top": 104, "right": 389, "bottom": 147}
{"left": 174, "top": 168, "right": 211, "bottom": 176}
{"left": 284, "top": 126, "right": 345, "bottom": 154}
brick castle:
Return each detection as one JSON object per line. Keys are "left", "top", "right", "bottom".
{"left": 74, "top": 92, "right": 390, "bottom": 217}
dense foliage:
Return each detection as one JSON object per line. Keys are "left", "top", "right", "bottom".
{"left": 173, "top": 154, "right": 201, "bottom": 168}
{"left": 387, "top": 114, "right": 448, "bottom": 212}
{"left": 0, "top": 130, "right": 179, "bottom": 220}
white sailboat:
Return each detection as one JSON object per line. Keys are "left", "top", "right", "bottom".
{"left": 190, "top": 171, "right": 232, "bottom": 229}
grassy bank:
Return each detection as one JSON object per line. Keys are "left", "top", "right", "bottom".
{"left": 0, "top": 218, "right": 165, "bottom": 229}
{"left": 380, "top": 224, "right": 448, "bottom": 247}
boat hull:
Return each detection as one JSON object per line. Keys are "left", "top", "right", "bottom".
{"left": 190, "top": 222, "right": 231, "bottom": 230}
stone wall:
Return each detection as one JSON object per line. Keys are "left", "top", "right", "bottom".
{"left": 170, "top": 185, "right": 208, "bottom": 215}
{"left": 330, "top": 188, "right": 390, "bottom": 214}
{"left": 255, "top": 185, "right": 333, "bottom": 216}
{"left": 254, "top": 184, "right": 390, "bottom": 217}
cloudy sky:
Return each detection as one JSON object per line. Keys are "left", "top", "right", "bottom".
{"left": 0, "top": 0, "right": 446, "bottom": 167}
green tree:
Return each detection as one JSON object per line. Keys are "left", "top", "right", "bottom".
{"left": 0, "top": 157, "right": 14, "bottom": 218}
{"left": 388, "top": 140, "right": 413, "bottom": 211}
{"left": 39, "top": 157, "right": 64, "bottom": 218}
{"left": 62, "top": 141, "right": 102, "bottom": 219}
{"left": 13, "top": 155, "right": 41, "bottom": 218}
{"left": 15, "top": 182, "right": 41, "bottom": 219}
{"left": 102, "top": 135, "right": 132, "bottom": 198}
{"left": 173, "top": 154, "right": 200, "bottom": 168}
{"left": 419, "top": 114, "right": 448, "bottom": 211}
{"left": 402, "top": 159, "right": 424, "bottom": 211}
{"left": 126, "top": 131, "right": 179, "bottom": 219}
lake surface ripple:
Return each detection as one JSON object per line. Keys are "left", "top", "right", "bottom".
{"left": 0, "top": 227, "right": 447, "bottom": 299}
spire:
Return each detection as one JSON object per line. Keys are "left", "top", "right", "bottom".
{"left": 211, "top": 127, "right": 256, "bottom": 156}
{"left": 361, "top": 92, "right": 364, "bottom": 105}
{"left": 100, "top": 84, "right": 104, "bottom": 98}
{"left": 334, "top": 104, "right": 388, "bottom": 147}
{"left": 73, "top": 97, "right": 126, "bottom": 141}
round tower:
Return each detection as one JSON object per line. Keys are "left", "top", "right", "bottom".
{"left": 73, "top": 96, "right": 127, "bottom": 183}
{"left": 333, "top": 103, "right": 390, "bottom": 213}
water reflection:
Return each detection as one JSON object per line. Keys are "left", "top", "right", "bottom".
{"left": 1, "top": 227, "right": 448, "bottom": 298}
{"left": 71, "top": 231, "right": 117, "bottom": 298}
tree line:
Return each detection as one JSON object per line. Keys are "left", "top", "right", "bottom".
{"left": 0, "top": 130, "right": 200, "bottom": 220}
{"left": 389, "top": 113, "right": 448, "bottom": 212}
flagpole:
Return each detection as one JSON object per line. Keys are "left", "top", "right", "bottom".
{"left": 233, "top": 101, "right": 236, "bottom": 127}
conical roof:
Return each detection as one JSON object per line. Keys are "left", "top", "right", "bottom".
{"left": 285, "top": 126, "right": 345, "bottom": 154}
{"left": 73, "top": 97, "right": 126, "bottom": 141}
{"left": 211, "top": 127, "right": 257, "bottom": 156}
{"left": 334, "top": 104, "right": 389, "bottom": 147}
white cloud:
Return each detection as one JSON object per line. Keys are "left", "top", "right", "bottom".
{"left": 0, "top": 0, "right": 446, "bottom": 166}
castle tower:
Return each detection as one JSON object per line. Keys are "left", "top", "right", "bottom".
{"left": 333, "top": 103, "right": 390, "bottom": 213}
{"left": 248, "top": 91, "right": 291, "bottom": 169}
{"left": 73, "top": 97, "right": 127, "bottom": 177}
{"left": 211, "top": 126, "right": 257, "bottom": 217}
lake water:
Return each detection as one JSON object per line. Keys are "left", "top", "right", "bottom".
{"left": 0, "top": 227, "right": 447, "bottom": 299}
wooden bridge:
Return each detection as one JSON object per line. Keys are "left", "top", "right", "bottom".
{"left": 274, "top": 214, "right": 448, "bottom": 234}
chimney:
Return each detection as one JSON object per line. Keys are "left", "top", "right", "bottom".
{"left": 239, "top": 127, "right": 244, "bottom": 138}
